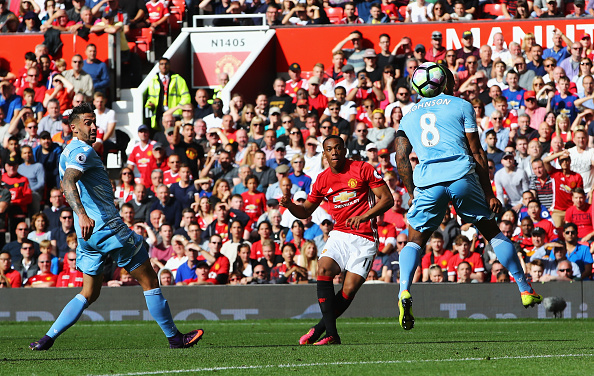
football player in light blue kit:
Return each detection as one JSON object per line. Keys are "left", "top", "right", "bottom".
{"left": 30, "top": 103, "right": 204, "bottom": 350}
{"left": 394, "top": 65, "right": 542, "bottom": 331}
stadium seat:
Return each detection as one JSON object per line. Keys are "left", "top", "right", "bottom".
{"left": 325, "top": 7, "right": 344, "bottom": 24}
{"left": 129, "top": 28, "right": 154, "bottom": 62}
{"left": 399, "top": 6, "right": 407, "bottom": 18}
{"left": 483, "top": 3, "right": 504, "bottom": 16}
{"left": 170, "top": 0, "right": 187, "bottom": 27}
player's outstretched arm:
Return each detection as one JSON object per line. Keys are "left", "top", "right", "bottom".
{"left": 465, "top": 131, "right": 501, "bottom": 214}
{"left": 62, "top": 168, "right": 95, "bottom": 240}
{"left": 279, "top": 193, "right": 320, "bottom": 219}
{"left": 394, "top": 131, "right": 415, "bottom": 199}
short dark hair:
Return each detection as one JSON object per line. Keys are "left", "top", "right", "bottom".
{"left": 25, "top": 52, "right": 36, "bottom": 61}
{"left": 69, "top": 103, "right": 94, "bottom": 125}
{"left": 322, "top": 135, "right": 344, "bottom": 148}
{"left": 564, "top": 222, "right": 578, "bottom": 231}
{"left": 60, "top": 207, "right": 74, "bottom": 216}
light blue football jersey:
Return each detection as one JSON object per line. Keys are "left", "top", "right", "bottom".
{"left": 400, "top": 94, "right": 478, "bottom": 188}
{"left": 59, "top": 138, "right": 120, "bottom": 238}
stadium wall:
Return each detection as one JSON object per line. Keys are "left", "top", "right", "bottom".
{"left": 0, "top": 282, "right": 589, "bottom": 322}
{"left": 0, "top": 33, "right": 111, "bottom": 72}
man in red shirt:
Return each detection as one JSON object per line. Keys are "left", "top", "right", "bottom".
{"left": 127, "top": 124, "right": 156, "bottom": 188}
{"left": 17, "top": 67, "right": 46, "bottom": 103}
{"left": 527, "top": 199, "right": 558, "bottom": 242}
{"left": 0, "top": 251, "right": 22, "bottom": 288}
{"left": 307, "top": 77, "right": 328, "bottom": 116}
{"left": 56, "top": 251, "right": 84, "bottom": 288}
{"left": 565, "top": 188, "right": 594, "bottom": 240}
{"left": 2, "top": 160, "right": 32, "bottom": 215}
{"left": 285, "top": 63, "right": 308, "bottom": 99}
{"left": 26, "top": 253, "right": 58, "bottom": 287}
{"left": 281, "top": 135, "right": 393, "bottom": 345}
{"left": 163, "top": 154, "right": 182, "bottom": 186}
{"left": 543, "top": 150, "right": 584, "bottom": 227}
{"left": 199, "top": 234, "right": 230, "bottom": 285}
{"left": 421, "top": 232, "right": 453, "bottom": 282}
{"left": 447, "top": 235, "right": 485, "bottom": 282}
{"left": 383, "top": 191, "right": 406, "bottom": 233}
{"left": 372, "top": 213, "right": 397, "bottom": 277}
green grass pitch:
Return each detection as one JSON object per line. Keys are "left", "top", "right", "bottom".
{"left": 1, "top": 318, "right": 593, "bottom": 375}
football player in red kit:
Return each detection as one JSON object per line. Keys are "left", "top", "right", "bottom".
{"left": 280, "top": 135, "right": 393, "bottom": 345}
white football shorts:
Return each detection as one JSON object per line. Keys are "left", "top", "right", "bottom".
{"left": 319, "top": 230, "right": 377, "bottom": 278}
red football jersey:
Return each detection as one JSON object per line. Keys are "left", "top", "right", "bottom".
{"left": 447, "top": 252, "right": 485, "bottom": 276}
{"left": 146, "top": 0, "right": 169, "bottom": 23}
{"left": 56, "top": 270, "right": 84, "bottom": 287}
{"left": 308, "top": 159, "right": 386, "bottom": 242}
{"left": 163, "top": 170, "right": 181, "bottom": 186}
{"left": 250, "top": 239, "right": 280, "bottom": 259}
{"left": 565, "top": 204, "right": 593, "bottom": 239}
{"left": 128, "top": 143, "right": 155, "bottom": 188}
{"left": 207, "top": 255, "right": 230, "bottom": 285}
{"left": 421, "top": 249, "right": 454, "bottom": 271}
{"left": 549, "top": 169, "right": 583, "bottom": 211}
{"left": 242, "top": 191, "right": 266, "bottom": 230}
{"left": 27, "top": 272, "right": 58, "bottom": 287}
{"left": 377, "top": 222, "right": 396, "bottom": 252}
{"left": 285, "top": 78, "right": 308, "bottom": 98}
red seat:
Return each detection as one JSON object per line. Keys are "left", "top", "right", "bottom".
{"left": 398, "top": 5, "right": 407, "bottom": 18}
{"left": 325, "top": 6, "right": 343, "bottom": 24}
{"left": 129, "top": 28, "right": 153, "bottom": 62}
{"left": 170, "top": 3, "right": 185, "bottom": 32}
{"left": 483, "top": 3, "right": 504, "bottom": 16}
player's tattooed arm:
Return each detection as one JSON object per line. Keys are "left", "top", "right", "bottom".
{"left": 62, "top": 168, "right": 95, "bottom": 240}
{"left": 62, "top": 168, "right": 87, "bottom": 216}
{"left": 394, "top": 131, "right": 415, "bottom": 197}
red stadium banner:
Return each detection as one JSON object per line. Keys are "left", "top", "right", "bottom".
{"left": 274, "top": 19, "right": 594, "bottom": 72}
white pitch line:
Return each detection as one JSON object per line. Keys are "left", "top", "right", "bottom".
{"left": 89, "top": 353, "right": 594, "bottom": 376}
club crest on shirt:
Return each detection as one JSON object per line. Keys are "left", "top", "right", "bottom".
{"left": 347, "top": 178, "right": 357, "bottom": 188}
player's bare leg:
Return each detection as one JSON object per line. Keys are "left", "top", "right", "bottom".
{"left": 397, "top": 227, "right": 433, "bottom": 330}
{"left": 475, "top": 219, "right": 542, "bottom": 307}
{"left": 30, "top": 273, "right": 103, "bottom": 350}
{"left": 130, "top": 259, "right": 204, "bottom": 348}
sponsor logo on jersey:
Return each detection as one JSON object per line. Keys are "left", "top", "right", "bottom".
{"left": 333, "top": 191, "right": 356, "bottom": 203}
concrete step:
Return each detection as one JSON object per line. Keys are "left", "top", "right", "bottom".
{"left": 113, "top": 100, "right": 131, "bottom": 113}
{"left": 120, "top": 88, "right": 134, "bottom": 102}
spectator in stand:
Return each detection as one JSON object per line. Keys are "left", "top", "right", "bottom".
{"left": 447, "top": 235, "right": 485, "bottom": 283}
{"left": 527, "top": 45, "right": 546, "bottom": 77}
{"left": 449, "top": 1, "right": 472, "bottom": 20}
{"left": 526, "top": 199, "right": 558, "bottom": 241}
{"left": 543, "top": 150, "right": 584, "bottom": 226}
{"left": 25, "top": 253, "right": 57, "bottom": 288}
{"left": 127, "top": 124, "right": 155, "bottom": 188}
{"left": 0, "top": 82, "right": 22, "bottom": 124}
{"left": 565, "top": 188, "right": 594, "bottom": 240}
{"left": 56, "top": 250, "right": 84, "bottom": 287}
{"left": 62, "top": 55, "right": 94, "bottom": 101}
{"left": 83, "top": 44, "right": 109, "bottom": 94}
{"left": 332, "top": 30, "right": 365, "bottom": 73}
{"left": 339, "top": 2, "right": 364, "bottom": 24}
{"left": 2, "top": 159, "right": 32, "bottom": 216}
{"left": 529, "top": 158, "right": 553, "bottom": 208}
{"left": 14, "top": 240, "right": 38, "bottom": 286}
{"left": 150, "top": 184, "right": 182, "bottom": 228}
{"left": 37, "top": 99, "right": 61, "bottom": 138}
{"left": 18, "top": 145, "right": 43, "bottom": 213}
{"left": 367, "top": 3, "right": 388, "bottom": 23}
{"left": 32, "top": 132, "right": 61, "bottom": 194}
{"left": 425, "top": 31, "right": 446, "bottom": 64}
{"left": 567, "top": 129, "right": 594, "bottom": 194}
{"left": 543, "top": 30, "right": 570, "bottom": 62}
{"left": 495, "top": 151, "right": 530, "bottom": 211}
{"left": 16, "top": 67, "right": 46, "bottom": 105}
{"left": 284, "top": 63, "right": 308, "bottom": 99}
{"left": 50, "top": 208, "right": 75, "bottom": 259}
{"left": 559, "top": 42, "right": 583, "bottom": 81}
{"left": 539, "top": 0, "right": 564, "bottom": 17}
{"left": 0, "top": 251, "right": 21, "bottom": 288}
{"left": 43, "top": 75, "right": 74, "bottom": 114}
{"left": 421, "top": 232, "right": 453, "bottom": 282}
{"left": 456, "top": 30, "right": 480, "bottom": 63}
{"left": 270, "top": 242, "right": 307, "bottom": 284}
{"left": 405, "top": 0, "right": 429, "bottom": 22}
{"left": 559, "top": 222, "right": 593, "bottom": 279}
{"left": 522, "top": 91, "right": 546, "bottom": 130}
{"left": 42, "top": 188, "right": 65, "bottom": 230}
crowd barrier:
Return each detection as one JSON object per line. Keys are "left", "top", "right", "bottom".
{"left": 1, "top": 282, "right": 591, "bottom": 322}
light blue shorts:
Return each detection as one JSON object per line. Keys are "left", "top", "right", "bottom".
{"left": 407, "top": 173, "right": 494, "bottom": 233}
{"left": 76, "top": 220, "right": 148, "bottom": 276}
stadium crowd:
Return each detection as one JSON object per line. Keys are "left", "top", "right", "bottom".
{"left": 2, "top": 0, "right": 594, "bottom": 289}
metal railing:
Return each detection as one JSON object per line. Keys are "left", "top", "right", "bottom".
{"left": 192, "top": 13, "right": 267, "bottom": 27}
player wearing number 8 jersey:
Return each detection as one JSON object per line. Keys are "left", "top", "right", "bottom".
{"left": 394, "top": 66, "right": 542, "bottom": 331}
{"left": 280, "top": 135, "right": 393, "bottom": 345}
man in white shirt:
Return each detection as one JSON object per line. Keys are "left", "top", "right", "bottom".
{"left": 568, "top": 129, "right": 594, "bottom": 194}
